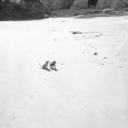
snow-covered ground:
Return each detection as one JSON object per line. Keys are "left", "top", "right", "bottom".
{"left": 0, "top": 12, "right": 128, "bottom": 128}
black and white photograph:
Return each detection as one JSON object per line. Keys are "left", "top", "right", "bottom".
{"left": 0, "top": 0, "right": 128, "bottom": 128}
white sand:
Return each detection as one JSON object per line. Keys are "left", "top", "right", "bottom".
{"left": 0, "top": 11, "right": 128, "bottom": 128}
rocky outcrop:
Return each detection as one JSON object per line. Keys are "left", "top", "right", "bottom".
{"left": 97, "top": 0, "right": 128, "bottom": 9}
{"left": 42, "top": 0, "right": 128, "bottom": 9}
{"left": 73, "top": 0, "right": 128, "bottom": 9}
{"left": 3, "top": 0, "right": 128, "bottom": 10}
{"left": 73, "top": 0, "right": 88, "bottom": 8}
{"left": 40, "top": 0, "right": 75, "bottom": 10}
{"left": 0, "top": 0, "right": 51, "bottom": 20}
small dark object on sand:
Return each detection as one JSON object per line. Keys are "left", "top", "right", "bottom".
{"left": 50, "top": 61, "right": 58, "bottom": 71}
{"left": 42, "top": 61, "right": 51, "bottom": 71}
{"left": 94, "top": 52, "right": 98, "bottom": 55}
{"left": 71, "top": 31, "right": 82, "bottom": 34}
{"left": 103, "top": 57, "right": 108, "bottom": 59}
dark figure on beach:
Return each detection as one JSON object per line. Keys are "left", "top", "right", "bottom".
{"left": 42, "top": 61, "right": 50, "bottom": 71}
{"left": 50, "top": 61, "right": 58, "bottom": 71}
{"left": 88, "top": 0, "right": 98, "bottom": 8}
